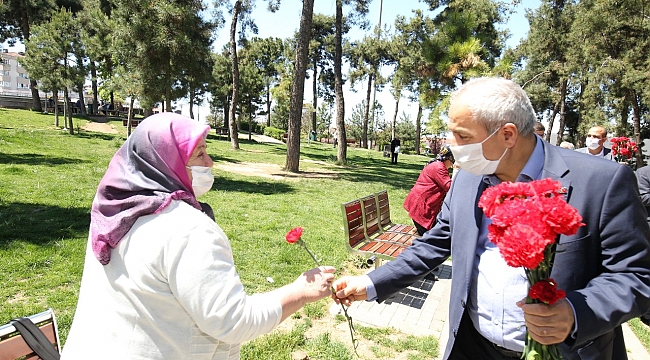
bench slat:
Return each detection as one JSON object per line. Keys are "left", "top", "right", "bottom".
{"left": 0, "top": 309, "right": 60, "bottom": 360}
{"left": 342, "top": 191, "right": 418, "bottom": 266}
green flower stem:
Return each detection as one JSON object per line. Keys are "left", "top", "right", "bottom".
{"left": 296, "top": 238, "right": 358, "bottom": 355}
{"left": 523, "top": 244, "right": 563, "bottom": 359}
{"left": 297, "top": 239, "right": 320, "bottom": 266}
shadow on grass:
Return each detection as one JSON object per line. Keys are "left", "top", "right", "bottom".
{"left": 0, "top": 202, "right": 90, "bottom": 246}
{"left": 216, "top": 177, "right": 295, "bottom": 195}
{"left": 75, "top": 131, "right": 123, "bottom": 141}
{"left": 0, "top": 153, "right": 87, "bottom": 166}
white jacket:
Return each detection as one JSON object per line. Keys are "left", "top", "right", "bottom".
{"left": 62, "top": 201, "right": 282, "bottom": 359}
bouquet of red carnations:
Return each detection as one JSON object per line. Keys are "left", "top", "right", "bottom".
{"left": 478, "top": 178, "right": 584, "bottom": 360}
{"left": 610, "top": 136, "right": 638, "bottom": 165}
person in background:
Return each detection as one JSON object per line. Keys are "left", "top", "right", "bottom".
{"left": 332, "top": 128, "right": 338, "bottom": 148}
{"left": 390, "top": 137, "right": 401, "bottom": 164}
{"left": 332, "top": 77, "right": 650, "bottom": 360}
{"left": 559, "top": 141, "right": 575, "bottom": 150}
{"left": 403, "top": 144, "right": 455, "bottom": 236}
{"left": 576, "top": 125, "right": 614, "bottom": 160}
{"left": 534, "top": 121, "right": 545, "bottom": 137}
{"left": 61, "top": 113, "right": 335, "bottom": 360}
{"left": 636, "top": 164, "right": 650, "bottom": 326}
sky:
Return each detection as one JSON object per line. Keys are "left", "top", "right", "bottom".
{"left": 3, "top": 0, "right": 541, "bottom": 126}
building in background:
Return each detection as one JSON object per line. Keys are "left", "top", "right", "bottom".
{"left": 1, "top": 49, "right": 31, "bottom": 97}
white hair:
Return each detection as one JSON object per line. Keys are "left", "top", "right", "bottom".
{"left": 450, "top": 77, "right": 536, "bottom": 136}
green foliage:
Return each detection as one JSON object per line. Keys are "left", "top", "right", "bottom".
{"left": 263, "top": 126, "right": 285, "bottom": 140}
{"left": 239, "top": 119, "right": 264, "bottom": 134}
{"left": 23, "top": 8, "right": 85, "bottom": 94}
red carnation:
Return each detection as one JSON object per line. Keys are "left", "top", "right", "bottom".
{"left": 528, "top": 278, "right": 566, "bottom": 305}
{"left": 285, "top": 227, "right": 303, "bottom": 244}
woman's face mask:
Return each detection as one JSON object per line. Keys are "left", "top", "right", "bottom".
{"left": 186, "top": 166, "right": 214, "bottom": 197}
{"left": 450, "top": 127, "right": 508, "bottom": 175}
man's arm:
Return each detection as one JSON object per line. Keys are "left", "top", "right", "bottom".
{"left": 566, "top": 165, "right": 650, "bottom": 347}
{"left": 636, "top": 167, "right": 650, "bottom": 206}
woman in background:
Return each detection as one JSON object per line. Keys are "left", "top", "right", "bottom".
{"left": 403, "top": 144, "right": 455, "bottom": 236}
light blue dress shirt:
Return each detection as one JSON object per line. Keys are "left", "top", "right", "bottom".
{"left": 467, "top": 137, "right": 545, "bottom": 351}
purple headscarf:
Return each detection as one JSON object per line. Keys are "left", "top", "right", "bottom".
{"left": 90, "top": 113, "right": 210, "bottom": 265}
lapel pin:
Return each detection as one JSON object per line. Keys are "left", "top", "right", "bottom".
{"left": 559, "top": 187, "right": 568, "bottom": 194}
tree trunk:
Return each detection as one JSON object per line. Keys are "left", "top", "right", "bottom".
{"left": 189, "top": 90, "right": 195, "bottom": 119}
{"left": 415, "top": 104, "right": 422, "bottom": 155}
{"left": 266, "top": 80, "right": 271, "bottom": 127}
{"left": 556, "top": 79, "right": 568, "bottom": 145}
{"left": 91, "top": 61, "right": 99, "bottom": 115}
{"left": 54, "top": 91, "right": 60, "bottom": 127}
{"left": 285, "top": 0, "right": 314, "bottom": 172}
{"left": 334, "top": 0, "right": 346, "bottom": 163}
{"left": 77, "top": 81, "right": 86, "bottom": 115}
{"left": 127, "top": 97, "right": 135, "bottom": 137}
{"left": 312, "top": 55, "right": 318, "bottom": 139}
{"left": 362, "top": 74, "right": 372, "bottom": 149}
{"left": 391, "top": 89, "right": 400, "bottom": 141}
{"left": 630, "top": 89, "right": 643, "bottom": 169}
{"left": 20, "top": 14, "right": 42, "bottom": 112}
{"left": 547, "top": 82, "right": 562, "bottom": 144}
{"left": 64, "top": 88, "right": 74, "bottom": 135}
{"left": 228, "top": 0, "right": 242, "bottom": 150}
{"left": 249, "top": 98, "right": 253, "bottom": 141}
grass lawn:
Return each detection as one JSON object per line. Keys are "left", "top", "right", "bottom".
{"left": 0, "top": 109, "right": 436, "bottom": 358}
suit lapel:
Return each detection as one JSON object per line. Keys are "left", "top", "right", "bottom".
{"left": 541, "top": 142, "right": 573, "bottom": 203}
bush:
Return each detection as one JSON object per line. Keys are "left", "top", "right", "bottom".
{"left": 264, "top": 126, "right": 286, "bottom": 141}
{"left": 239, "top": 120, "right": 264, "bottom": 134}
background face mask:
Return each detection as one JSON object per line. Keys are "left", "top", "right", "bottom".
{"left": 586, "top": 137, "right": 601, "bottom": 150}
{"left": 450, "top": 128, "right": 507, "bottom": 175}
{"left": 188, "top": 166, "right": 214, "bottom": 197}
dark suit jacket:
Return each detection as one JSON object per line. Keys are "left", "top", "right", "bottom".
{"left": 368, "top": 142, "right": 650, "bottom": 360}
{"left": 636, "top": 165, "right": 650, "bottom": 222}
{"left": 576, "top": 146, "right": 614, "bottom": 160}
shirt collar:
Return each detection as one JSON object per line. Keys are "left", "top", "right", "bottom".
{"left": 483, "top": 136, "right": 545, "bottom": 186}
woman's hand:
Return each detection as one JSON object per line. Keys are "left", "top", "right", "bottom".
{"left": 295, "top": 266, "right": 336, "bottom": 302}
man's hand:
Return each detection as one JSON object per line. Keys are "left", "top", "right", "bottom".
{"left": 517, "top": 298, "right": 575, "bottom": 345}
{"left": 331, "top": 275, "right": 372, "bottom": 306}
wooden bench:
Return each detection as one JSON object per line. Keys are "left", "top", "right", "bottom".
{"left": 376, "top": 190, "right": 418, "bottom": 235}
{"left": 215, "top": 127, "right": 229, "bottom": 138}
{"left": 342, "top": 191, "right": 418, "bottom": 267}
{"left": 122, "top": 119, "right": 141, "bottom": 127}
{"left": 0, "top": 309, "right": 60, "bottom": 360}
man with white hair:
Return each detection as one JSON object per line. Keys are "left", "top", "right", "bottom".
{"left": 333, "top": 77, "right": 650, "bottom": 360}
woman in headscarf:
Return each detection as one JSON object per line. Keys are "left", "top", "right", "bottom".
{"left": 403, "top": 144, "right": 455, "bottom": 236}
{"left": 61, "top": 113, "right": 335, "bottom": 360}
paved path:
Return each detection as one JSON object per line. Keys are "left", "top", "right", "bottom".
{"left": 341, "top": 260, "right": 650, "bottom": 360}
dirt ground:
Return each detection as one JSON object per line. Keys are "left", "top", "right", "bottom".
{"left": 82, "top": 120, "right": 339, "bottom": 180}
{"left": 82, "top": 120, "right": 118, "bottom": 134}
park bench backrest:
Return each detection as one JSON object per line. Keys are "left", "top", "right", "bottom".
{"left": 0, "top": 309, "right": 60, "bottom": 360}
{"left": 376, "top": 190, "right": 393, "bottom": 229}
{"left": 360, "top": 194, "right": 381, "bottom": 238}
{"left": 341, "top": 199, "right": 366, "bottom": 249}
